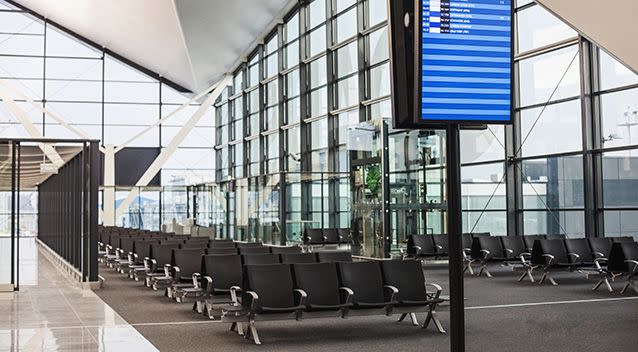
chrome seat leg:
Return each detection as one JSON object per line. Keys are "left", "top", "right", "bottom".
{"left": 409, "top": 313, "right": 419, "bottom": 326}
{"left": 397, "top": 313, "right": 407, "bottom": 322}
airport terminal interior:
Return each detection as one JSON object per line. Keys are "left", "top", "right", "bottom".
{"left": 1, "top": 0, "right": 637, "bottom": 351}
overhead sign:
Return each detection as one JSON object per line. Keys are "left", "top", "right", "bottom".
{"left": 416, "top": 0, "right": 513, "bottom": 124}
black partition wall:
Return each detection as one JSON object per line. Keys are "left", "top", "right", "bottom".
{"left": 38, "top": 141, "right": 100, "bottom": 282}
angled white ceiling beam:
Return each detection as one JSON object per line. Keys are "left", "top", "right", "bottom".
{"left": 113, "top": 79, "right": 220, "bottom": 154}
{"left": 0, "top": 81, "right": 64, "bottom": 168}
{"left": 114, "top": 75, "right": 231, "bottom": 219}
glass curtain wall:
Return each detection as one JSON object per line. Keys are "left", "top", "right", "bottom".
{"left": 212, "top": 0, "right": 638, "bottom": 246}
{"left": 0, "top": 1, "right": 215, "bottom": 230}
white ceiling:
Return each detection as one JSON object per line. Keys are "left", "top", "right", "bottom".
{"left": 536, "top": 0, "right": 638, "bottom": 75}
{"left": 14, "top": 0, "right": 296, "bottom": 92}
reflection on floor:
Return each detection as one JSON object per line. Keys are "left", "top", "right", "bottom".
{"left": 0, "top": 237, "right": 39, "bottom": 286}
{"left": 0, "top": 238, "right": 158, "bottom": 352}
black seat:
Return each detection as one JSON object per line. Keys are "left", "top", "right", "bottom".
{"left": 237, "top": 264, "right": 307, "bottom": 344}
{"left": 471, "top": 236, "right": 508, "bottom": 277}
{"left": 337, "top": 261, "right": 397, "bottom": 310}
{"left": 316, "top": 251, "right": 352, "bottom": 263}
{"left": 407, "top": 235, "right": 437, "bottom": 258}
{"left": 239, "top": 247, "right": 271, "bottom": 255}
{"left": 607, "top": 242, "right": 638, "bottom": 294}
{"left": 337, "top": 228, "right": 350, "bottom": 243}
{"left": 237, "top": 242, "right": 264, "bottom": 248}
{"left": 208, "top": 247, "right": 238, "bottom": 255}
{"left": 280, "top": 253, "right": 317, "bottom": 264}
{"left": 180, "top": 241, "right": 209, "bottom": 249}
{"left": 169, "top": 248, "right": 207, "bottom": 300}
{"left": 292, "top": 263, "right": 352, "bottom": 312}
{"left": 200, "top": 254, "right": 244, "bottom": 317}
{"left": 209, "top": 240, "right": 236, "bottom": 248}
{"left": 242, "top": 254, "right": 280, "bottom": 265}
{"left": 588, "top": 238, "right": 613, "bottom": 259}
{"left": 524, "top": 235, "right": 546, "bottom": 251}
{"left": 304, "top": 228, "right": 325, "bottom": 246}
{"left": 144, "top": 243, "right": 179, "bottom": 287}
{"left": 269, "top": 246, "right": 302, "bottom": 254}
{"left": 564, "top": 239, "right": 595, "bottom": 265}
{"left": 612, "top": 236, "right": 635, "bottom": 243}
{"left": 471, "top": 232, "right": 491, "bottom": 237}
{"left": 531, "top": 239, "right": 574, "bottom": 285}
{"left": 150, "top": 244, "right": 179, "bottom": 268}
{"left": 380, "top": 260, "right": 445, "bottom": 332}
{"left": 432, "top": 235, "right": 449, "bottom": 256}
{"left": 242, "top": 264, "right": 306, "bottom": 314}
{"left": 323, "top": 229, "right": 344, "bottom": 245}
{"left": 202, "top": 254, "right": 243, "bottom": 295}
{"left": 172, "top": 248, "right": 206, "bottom": 282}
{"left": 500, "top": 236, "right": 528, "bottom": 259}
{"left": 461, "top": 234, "right": 474, "bottom": 251}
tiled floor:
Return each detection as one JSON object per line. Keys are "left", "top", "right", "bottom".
{"left": 0, "top": 238, "right": 158, "bottom": 352}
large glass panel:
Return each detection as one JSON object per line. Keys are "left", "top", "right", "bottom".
{"left": 335, "top": 8, "right": 357, "bottom": 43}
{"left": 518, "top": 45, "right": 580, "bottom": 107}
{"left": 598, "top": 49, "right": 638, "bottom": 90}
{"left": 460, "top": 125, "right": 505, "bottom": 164}
{"left": 521, "top": 156, "right": 584, "bottom": 210}
{"left": 523, "top": 210, "right": 585, "bottom": 236}
{"left": 604, "top": 211, "right": 638, "bottom": 240}
{"left": 602, "top": 151, "right": 638, "bottom": 208}
{"left": 516, "top": 5, "right": 577, "bottom": 53}
{"left": 520, "top": 100, "right": 582, "bottom": 156}
{"left": 601, "top": 88, "right": 638, "bottom": 148}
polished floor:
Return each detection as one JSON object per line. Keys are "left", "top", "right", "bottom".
{"left": 0, "top": 238, "right": 158, "bottom": 352}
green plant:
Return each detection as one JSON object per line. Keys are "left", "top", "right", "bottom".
{"left": 365, "top": 165, "right": 381, "bottom": 198}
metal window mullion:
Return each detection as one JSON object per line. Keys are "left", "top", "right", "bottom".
{"left": 299, "top": 1, "right": 311, "bottom": 224}
{"left": 326, "top": 0, "right": 337, "bottom": 228}
{"left": 578, "top": 37, "right": 597, "bottom": 237}
{"left": 590, "top": 44, "right": 605, "bottom": 237}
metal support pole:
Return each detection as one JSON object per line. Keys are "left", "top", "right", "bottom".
{"left": 446, "top": 123, "right": 465, "bottom": 352}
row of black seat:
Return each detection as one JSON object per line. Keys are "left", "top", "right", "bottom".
{"left": 470, "top": 235, "right": 638, "bottom": 293}
{"left": 173, "top": 251, "right": 353, "bottom": 315}
{"left": 303, "top": 228, "right": 349, "bottom": 246}
{"left": 220, "top": 260, "right": 445, "bottom": 345}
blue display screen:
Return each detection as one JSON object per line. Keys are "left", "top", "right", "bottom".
{"left": 420, "top": 0, "right": 512, "bottom": 123}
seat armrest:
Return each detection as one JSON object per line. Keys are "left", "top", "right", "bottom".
{"left": 567, "top": 253, "right": 580, "bottom": 262}
{"left": 435, "top": 245, "right": 443, "bottom": 251}
{"left": 148, "top": 258, "right": 156, "bottom": 271}
{"left": 203, "top": 276, "right": 213, "bottom": 295}
{"left": 542, "top": 254, "right": 555, "bottom": 265}
{"left": 165, "top": 264, "right": 174, "bottom": 277}
{"left": 594, "top": 257, "right": 608, "bottom": 270}
{"left": 245, "top": 291, "right": 259, "bottom": 315}
{"left": 230, "top": 285, "right": 241, "bottom": 304}
{"left": 192, "top": 273, "right": 201, "bottom": 288}
{"left": 339, "top": 287, "right": 354, "bottom": 304}
{"left": 383, "top": 285, "right": 399, "bottom": 303}
{"left": 294, "top": 289, "right": 308, "bottom": 306}
{"left": 624, "top": 260, "right": 638, "bottom": 273}
{"left": 414, "top": 245, "right": 423, "bottom": 255}
{"left": 592, "top": 251, "right": 606, "bottom": 259}
{"left": 425, "top": 282, "right": 442, "bottom": 300}
{"left": 504, "top": 248, "right": 513, "bottom": 255}
{"left": 480, "top": 249, "right": 491, "bottom": 259}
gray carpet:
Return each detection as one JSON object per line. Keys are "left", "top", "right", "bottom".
{"left": 95, "top": 262, "right": 638, "bottom": 352}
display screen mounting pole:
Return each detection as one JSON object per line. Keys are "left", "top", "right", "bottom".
{"left": 446, "top": 123, "right": 464, "bottom": 352}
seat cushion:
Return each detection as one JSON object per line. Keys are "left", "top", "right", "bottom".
{"left": 259, "top": 304, "right": 306, "bottom": 313}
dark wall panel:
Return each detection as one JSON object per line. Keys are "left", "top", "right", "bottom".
{"left": 115, "top": 147, "right": 161, "bottom": 186}
{"left": 38, "top": 142, "right": 100, "bottom": 282}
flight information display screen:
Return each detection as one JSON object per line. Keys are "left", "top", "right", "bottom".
{"left": 418, "top": 0, "right": 513, "bottom": 124}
